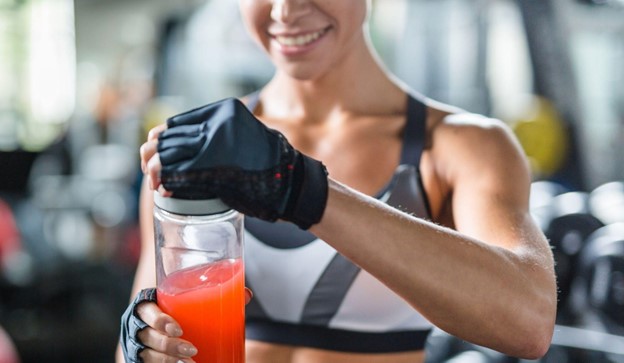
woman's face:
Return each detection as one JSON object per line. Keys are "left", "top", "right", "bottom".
{"left": 239, "top": 0, "right": 370, "bottom": 80}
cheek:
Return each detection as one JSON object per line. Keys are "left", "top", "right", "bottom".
{"left": 239, "top": 0, "right": 271, "bottom": 50}
{"left": 321, "top": 0, "right": 369, "bottom": 33}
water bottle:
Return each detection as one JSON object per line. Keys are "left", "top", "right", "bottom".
{"left": 153, "top": 193, "right": 245, "bottom": 362}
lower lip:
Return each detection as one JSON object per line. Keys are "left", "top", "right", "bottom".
{"left": 271, "top": 30, "right": 329, "bottom": 57}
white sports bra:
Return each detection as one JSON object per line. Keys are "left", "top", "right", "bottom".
{"left": 243, "top": 92, "right": 434, "bottom": 353}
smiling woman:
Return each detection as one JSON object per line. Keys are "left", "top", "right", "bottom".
{"left": 118, "top": 0, "right": 557, "bottom": 362}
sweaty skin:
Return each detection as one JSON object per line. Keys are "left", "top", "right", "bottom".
{"left": 117, "top": 0, "right": 556, "bottom": 362}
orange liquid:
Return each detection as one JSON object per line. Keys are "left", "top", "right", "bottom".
{"left": 158, "top": 259, "right": 245, "bottom": 363}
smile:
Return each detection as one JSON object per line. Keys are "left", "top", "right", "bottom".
{"left": 274, "top": 27, "right": 329, "bottom": 47}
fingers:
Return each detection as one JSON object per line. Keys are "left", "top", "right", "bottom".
{"left": 137, "top": 327, "right": 198, "bottom": 361}
{"left": 145, "top": 153, "right": 163, "bottom": 191}
{"left": 147, "top": 123, "right": 167, "bottom": 141}
{"left": 135, "top": 302, "right": 197, "bottom": 361}
{"left": 139, "top": 347, "right": 196, "bottom": 363}
{"left": 141, "top": 124, "right": 173, "bottom": 196}
{"left": 139, "top": 140, "right": 158, "bottom": 174}
{"left": 245, "top": 287, "right": 253, "bottom": 304}
{"left": 140, "top": 124, "right": 165, "bottom": 191}
{"left": 136, "top": 302, "right": 182, "bottom": 337}
{"left": 140, "top": 142, "right": 171, "bottom": 196}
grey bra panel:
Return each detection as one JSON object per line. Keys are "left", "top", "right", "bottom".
{"left": 382, "top": 164, "right": 429, "bottom": 218}
{"left": 245, "top": 278, "right": 270, "bottom": 319}
{"left": 246, "top": 217, "right": 317, "bottom": 249}
{"left": 300, "top": 253, "right": 361, "bottom": 325}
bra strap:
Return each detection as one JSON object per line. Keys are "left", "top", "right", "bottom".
{"left": 399, "top": 93, "right": 427, "bottom": 168}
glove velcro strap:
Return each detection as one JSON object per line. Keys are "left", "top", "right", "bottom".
{"left": 286, "top": 155, "right": 328, "bottom": 230}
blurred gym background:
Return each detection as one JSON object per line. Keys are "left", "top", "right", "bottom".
{"left": 0, "top": 0, "right": 623, "bottom": 362}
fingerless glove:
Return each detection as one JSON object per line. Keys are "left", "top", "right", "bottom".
{"left": 119, "top": 288, "right": 157, "bottom": 363}
{"left": 158, "top": 98, "right": 328, "bottom": 230}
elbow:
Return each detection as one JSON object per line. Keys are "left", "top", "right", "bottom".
{"left": 495, "top": 284, "right": 556, "bottom": 359}
{"left": 512, "top": 262, "right": 558, "bottom": 359}
{"left": 516, "top": 328, "right": 553, "bottom": 360}
{"left": 511, "top": 301, "right": 556, "bottom": 359}
{"left": 498, "top": 320, "right": 553, "bottom": 359}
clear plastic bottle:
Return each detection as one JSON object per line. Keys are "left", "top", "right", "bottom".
{"left": 153, "top": 193, "right": 245, "bottom": 363}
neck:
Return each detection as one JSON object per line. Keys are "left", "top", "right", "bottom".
{"left": 261, "top": 34, "right": 407, "bottom": 121}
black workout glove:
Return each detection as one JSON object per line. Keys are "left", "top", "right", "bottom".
{"left": 120, "top": 288, "right": 157, "bottom": 363}
{"left": 157, "top": 98, "right": 329, "bottom": 230}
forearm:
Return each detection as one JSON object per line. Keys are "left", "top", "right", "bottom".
{"left": 116, "top": 181, "right": 158, "bottom": 363}
{"left": 310, "top": 179, "right": 556, "bottom": 358}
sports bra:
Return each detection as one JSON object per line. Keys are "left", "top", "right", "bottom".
{"left": 243, "top": 92, "right": 434, "bottom": 353}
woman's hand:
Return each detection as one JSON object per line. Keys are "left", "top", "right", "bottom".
{"left": 133, "top": 302, "right": 198, "bottom": 363}
{"left": 139, "top": 98, "right": 329, "bottom": 230}
{"left": 120, "top": 288, "right": 253, "bottom": 362}
{"left": 139, "top": 123, "right": 170, "bottom": 196}
{"left": 119, "top": 288, "right": 197, "bottom": 363}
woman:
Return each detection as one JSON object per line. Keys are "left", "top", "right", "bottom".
{"left": 119, "top": 0, "right": 557, "bottom": 362}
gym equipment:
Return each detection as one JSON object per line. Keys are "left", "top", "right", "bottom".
{"left": 511, "top": 97, "right": 569, "bottom": 178}
{"left": 551, "top": 324, "right": 624, "bottom": 356}
{"left": 589, "top": 181, "right": 624, "bottom": 225}
{"left": 574, "top": 223, "right": 624, "bottom": 334}
{"left": 544, "top": 192, "right": 604, "bottom": 319}
{"left": 516, "top": 0, "right": 586, "bottom": 191}
{"left": 529, "top": 180, "right": 568, "bottom": 232}
{"left": 424, "top": 328, "right": 514, "bottom": 363}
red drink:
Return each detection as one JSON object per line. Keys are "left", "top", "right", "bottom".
{"left": 157, "top": 259, "right": 245, "bottom": 363}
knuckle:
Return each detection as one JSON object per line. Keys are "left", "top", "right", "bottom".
{"left": 147, "top": 156, "right": 161, "bottom": 172}
{"left": 148, "top": 125, "right": 166, "bottom": 140}
{"left": 135, "top": 302, "right": 155, "bottom": 322}
{"left": 157, "top": 335, "right": 170, "bottom": 352}
{"left": 138, "top": 328, "right": 174, "bottom": 355}
{"left": 157, "top": 335, "right": 179, "bottom": 356}
{"left": 136, "top": 328, "right": 150, "bottom": 346}
{"left": 152, "top": 314, "right": 170, "bottom": 330}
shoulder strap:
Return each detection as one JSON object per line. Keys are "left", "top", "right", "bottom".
{"left": 399, "top": 93, "right": 428, "bottom": 167}
{"left": 397, "top": 92, "right": 432, "bottom": 218}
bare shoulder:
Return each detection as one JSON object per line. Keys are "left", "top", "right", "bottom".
{"left": 427, "top": 101, "right": 515, "bottom": 146}
{"left": 426, "top": 102, "right": 530, "bottom": 184}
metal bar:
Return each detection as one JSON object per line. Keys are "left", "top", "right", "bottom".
{"left": 551, "top": 324, "right": 624, "bottom": 355}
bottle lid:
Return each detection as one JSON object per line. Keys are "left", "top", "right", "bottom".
{"left": 153, "top": 192, "right": 231, "bottom": 216}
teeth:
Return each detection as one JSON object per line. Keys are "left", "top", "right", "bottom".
{"left": 275, "top": 29, "right": 325, "bottom": 47}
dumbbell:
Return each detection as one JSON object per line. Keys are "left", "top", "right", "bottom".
{"left": 529, "top": 180, "right": 568, "bottom": 232}
{"left": 425, "top": 328, "right": 516, "bottom": 363}
{"left": 544, "top": 192, "right": 604, "bottom": 319}
{"left": 589, "top": 181, "right": 624, "bottom": 225}
{"left": 575, "top": 223, "right": 624, "bottom": 334}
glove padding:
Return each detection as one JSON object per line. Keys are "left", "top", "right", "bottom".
{"left": 157, "top": 98, "right": 328, "bottom": 230}
{"left": 120, "top": 288, "right": 157, "bottom": 363}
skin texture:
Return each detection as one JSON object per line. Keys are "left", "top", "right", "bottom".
{"left": 117, "top": 0, "right": 557, "bottom": 362}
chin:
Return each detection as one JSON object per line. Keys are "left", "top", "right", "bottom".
{"left": 278, "top": 63, "right": 328, "bottom": 82}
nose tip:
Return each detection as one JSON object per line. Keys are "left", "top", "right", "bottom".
{"left": 271, "top": 0, "right": 310, "bottom": 24}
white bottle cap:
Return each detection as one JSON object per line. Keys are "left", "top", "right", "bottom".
{"left": 153, "top": 192, "right": 231, "bottom": 216}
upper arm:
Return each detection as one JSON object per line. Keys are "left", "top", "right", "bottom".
{"left": 437, "top": 116, "right": 552, "bottom": 263}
